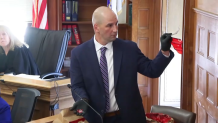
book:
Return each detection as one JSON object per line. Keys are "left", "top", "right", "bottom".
{"left": 67, "top": 25, "right": 72, "bottom": 45}
{"left": 62, "top": 24, "right": 67, "bottom": 30}
{"left": 128, "top": 3, "right": 132, "bottom": 26}
{"left": 70, "top": 24, "right": 76, "bottom": 45}
{"left": 62, "top": 0, "right": 66, "bottom": 21}
{"left": 72, "top": 24, "right": 81, "bottom": 45}
{"left": 65, "top": 0, "right": 72, "bottom": 21}
{"left": 71, "top": 0, "right": 78, "bottom": 21}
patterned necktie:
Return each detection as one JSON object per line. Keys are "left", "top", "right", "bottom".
{"left": 100, "top": 47, "right": 110, "bottom": 112}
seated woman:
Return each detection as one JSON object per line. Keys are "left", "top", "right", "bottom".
{"left": 0, "top": 97, "right": 12, "bottom": 123}
{"left": 0, "top": 25, "right": 40, "bottom": 75}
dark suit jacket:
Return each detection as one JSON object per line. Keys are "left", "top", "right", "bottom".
{"left": 70, "top": 38, "right": 174, "bottom": 123}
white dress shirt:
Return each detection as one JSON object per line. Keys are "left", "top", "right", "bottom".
{"left": 94, "top": 36, "right": 119, "bottom": 112}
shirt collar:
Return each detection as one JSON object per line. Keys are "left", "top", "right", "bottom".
{"left": 94, "top": 35, "right": 113, "bottom": 52}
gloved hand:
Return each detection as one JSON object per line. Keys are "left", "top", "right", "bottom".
{"left": 70, "top": 99, "right": 89, "bottom": 116}
{"left": 160, "top": 33, "right": 172, "bottom": 51}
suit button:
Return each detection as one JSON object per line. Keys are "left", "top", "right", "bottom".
{"left": 101, "top": 110, "right": 104, "bottom": 113}
{"left": 103, "top": 95, "right": 105, "bottom": 98}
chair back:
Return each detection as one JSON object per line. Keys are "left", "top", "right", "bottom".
{"left": 24, "top": 27, "right": 71, "bottom": 75}
{"left": 11, "top": 88, "right": 41, "bottom": 123}
{"left": 150, "top": 105, "right": 196, "bottom": 123}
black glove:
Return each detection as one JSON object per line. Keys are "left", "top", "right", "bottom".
{"left": 70, "top": 99, "right": 88, "bottom": 116}
{"left": 160, "top": 33, "right": 172, "bottom": 51}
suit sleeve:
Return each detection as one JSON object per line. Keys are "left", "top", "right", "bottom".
{"left": 70, "top": 49, "right": 89, "bottom": 102}
{"left": 136, "top": 43, "right": 174, "bottom": 78}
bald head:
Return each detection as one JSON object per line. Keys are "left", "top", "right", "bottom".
{"left": 92, "top": 6, "right": 118, "bottom": 45}
{"left": 92, "top": 6, "right": 117, "bottom": 26}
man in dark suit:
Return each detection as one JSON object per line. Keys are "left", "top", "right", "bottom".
{"left": 70, "top": 6, "right": 174, "bottom": 123}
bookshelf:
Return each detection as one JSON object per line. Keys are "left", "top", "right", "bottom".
{"left": 47, "top": 0, "right": 132, "bottom": 77}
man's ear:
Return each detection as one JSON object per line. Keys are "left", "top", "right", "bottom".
{"left": 94, "top": 24, "right": 100, "bottom": 33}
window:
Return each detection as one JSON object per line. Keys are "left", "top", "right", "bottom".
{"left": 159, "top": 0, "right": 184, "bottom": 108}
{"left": 0, "top": 0, "right": 32, "bottom": 41}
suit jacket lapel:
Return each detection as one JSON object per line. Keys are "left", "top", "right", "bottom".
{"left": 87, "top": 38, "right": 104, "bottom": 89}
{"left": 113, "top": 39, "right": 122, "bottom": 89}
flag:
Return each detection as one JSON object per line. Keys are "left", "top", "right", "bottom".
{"left": 32, "top": 0, "right": 49, "bottom": 29}
{"left": 107, "top": 0, "right": 125, "bottom": 38}
{"left": 107, "top": 0, "right": 125, "bottom": 16}
{"left": 117, "top": 0, "right": 125, "bottom": 15}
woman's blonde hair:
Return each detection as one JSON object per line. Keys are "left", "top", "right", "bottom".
{"left": 0, "top": 25, "right": 28, "bottom": 53}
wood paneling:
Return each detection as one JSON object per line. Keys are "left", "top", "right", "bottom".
{"left": 152, "top": 0, "right": 161, "bottom": 106}
{"left": 132, "top": 0, "right": 161, "bottom": 113}
{"left": 196, "top": 66, "right": 204, "bottom": 95}
{"left": 181, "top": 0, "right": 195, "bottom": 112}
{"left": 47, "top": 0, "right": 58, "bottom": 30}
{"left": 196, "top": 104, "right": 207, "bottom": 123}
{"left": 193, "top": 6, "right": 218, "bottom": 121}
{"left": 195, "top": 0, "right": 218, "bottom": 15}
{"left": 138, "top": 38, "right": 149, "bottom": 56}
{"left": 182, "top": 3, "right": 218, "bottom": 122}
{"left": 138, "top": 9, "right": 149, "bottom": 29}
{"left": 207, "top": 31, "right": 216, "bottom": 62}
{"left": 197, "top": 26, "right": 206, "bottom": 56}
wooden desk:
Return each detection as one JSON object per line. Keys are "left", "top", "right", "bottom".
{"left": 27, "top": 108, "right": 88, "bottom": 123}
{"left": 0, "top": 74, "right": 74, "bottom": 120}
{"left": 27, "top": 115, "right": 57, "bottom": 123}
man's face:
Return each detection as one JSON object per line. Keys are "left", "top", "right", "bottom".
{"left": 0, "top": 31, "right": 10, "bottom": 47}
{"left": 96, "top": 14, "right": 118, "bottom": 43}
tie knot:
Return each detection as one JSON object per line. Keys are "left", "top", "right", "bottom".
{"left": 100, "top": 47, "right": 107, "bottom": 55}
